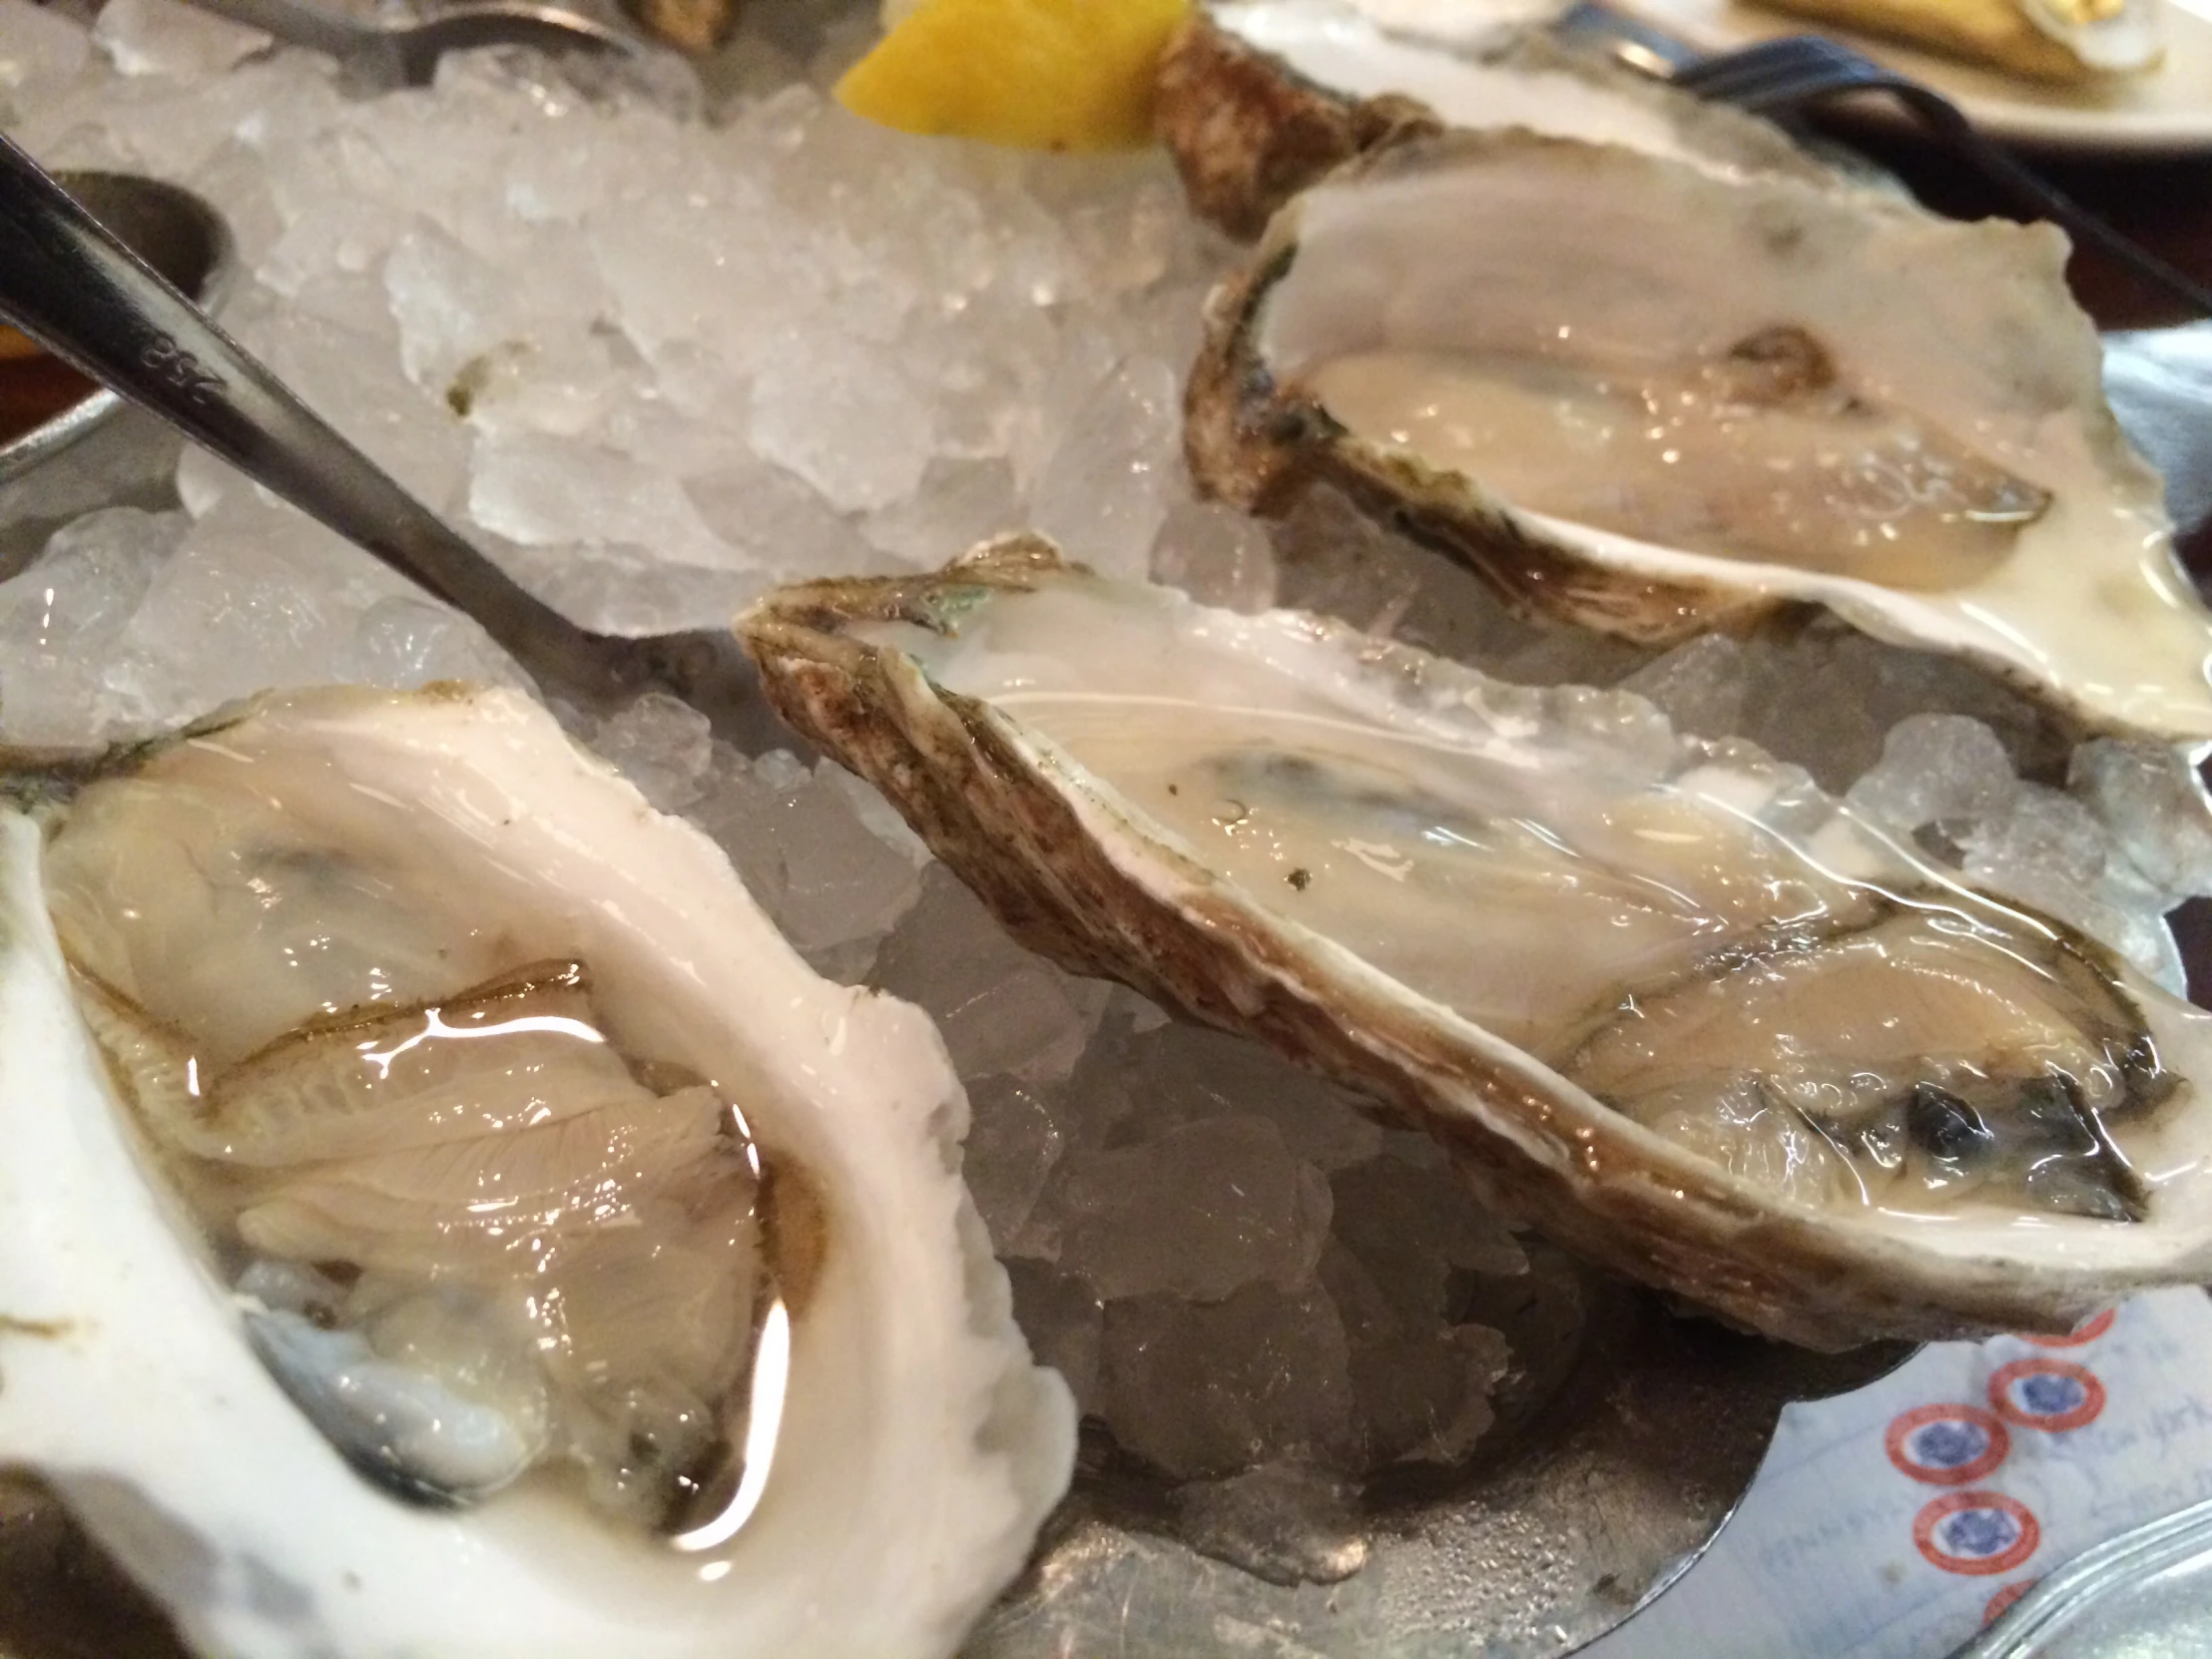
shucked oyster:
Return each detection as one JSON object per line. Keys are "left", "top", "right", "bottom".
{"left": 0, "top": 686, "right": 1074, "bottom": 1658}
{"left": 740, "top": 539, "right": 2212, "bottom": 1351}
{"left": 1186, "top": 130, "right": 2212, "bottom": 743}
{"left": 1156, "top": 0, "right": 1827, "bottom": 238}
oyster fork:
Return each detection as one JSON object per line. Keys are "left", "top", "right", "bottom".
{"left": 0, "top": 131, "right": 763, "bottom": 738}
{"left": 1557, "top": 3, "right": 2212, "bottom": 318}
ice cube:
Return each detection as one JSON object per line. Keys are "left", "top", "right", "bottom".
{"left": 104, "top": 494, "right": 391, "bottom": 727}
{"left": 960, "top": 1075, "right": 1066, "bottom": 1255}
{"left": 236, "top": 292, "right": 471, "bottom": 514}
{"left": 1618, "top": 633, "right": 1750, "bottom": 743}
{"left": 747, "top": 330, "right": 935, "bottom": 514}
{"left": 1345, "top": 1323, "right": 1507, "bottom": 1469}
{"left": 1050, "top": 164, "right": 1186, "bottom": 298}
{"left": 587, "top": 692, "right": 717, "bottom": 813}
{"left": 683, "top": 452, "right": 881, "bottom": 580}
{"left": 93, "top": 0, "right": 268, "bottom": 78}
{"left": 1, "top": 0, "right": 93, "bottom": 89}
{"left": 860, "top": 457, "right": 1023, "bottom": 570}
{"left": 1110, "top": 1021, "right": 1384, "bottom": 1173}
{"left": 868, "top": 867, "right": 1101, "bottom": 1083}
{"left": 1959, "top": 783, "right": 2169, "bottom": 977}
{"left": 346, "top": 596, "right": 526, "bottom": 696}
{"left": 383, "top": 222, "right": 521, "bottom": 392}
{"left": 1098, "top": 1284, "right": 1357, "bottom": 1480}
{"left": 1328, "top": 1156, "right": 1525, "bottom": 1331}
{"left": 1027, "top": 354, "right": 1181, "bottom": 580}
{"left": 2070, "top": 739, "right": 2212, "bottom": 899}
{"left": 1963, "top": 782, "right": 2111, "bottom": 902}
{"left": 1056, "top": 1116, "right": 1333, "bottom": 1303}
{"left": 1150, "top": 497, "right": 1277, "bottom": 614}
{"left": 468, "top": 430, "right": 735, "bottom": 571}
{"left": 691, "top": 762, "right": 923, "bottom": 978}
{"left": 0, "top": 507, "right": 186, "bottom": 747}
{"left": 686, "top": 749, "right": 795, "bottom": 919}
{"left": 1750, "top": 625, "right": 2055, "bottom": 793}
{"left": 487, "top": 541, "right": 768, "bottom": 638}
{"left": 1844, "top": 713, "right": 2019, "bottom": 837}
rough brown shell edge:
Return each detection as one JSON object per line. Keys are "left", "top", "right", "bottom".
{"left": 1153, "top": 14, "right": 1442, "bottom": 242}
{"left": 736, "top": 542, "right": 2148, "bottom": 1350}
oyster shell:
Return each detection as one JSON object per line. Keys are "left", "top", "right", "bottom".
{"left": 0, "top": 685, "right": 1075, "bottom": 1658}
{"left": 1185, "top": 130, "right": 2210, "bottom": 743}
{"left": 1156, "top": 0, "right": 1827, "bottom": 239}
{"left": 739, "top": 539, "right": 2212, "bottom": 1351}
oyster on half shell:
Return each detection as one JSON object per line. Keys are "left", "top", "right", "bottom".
{"left": 1156, "top": 0, "right": 1829, "bottom": 238}
{"left": 1185, "top": 130, "right": 2212, "bottom": 744}
{"left": 739, "top": 538, "right": 2212, "bottom": 1351}
{"left": 0, "top": 685, "right": 1074, "bottom": 1659}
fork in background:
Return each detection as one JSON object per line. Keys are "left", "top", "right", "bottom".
{"left": 1557, "top": 3, "right": 2212, "bottom": 318}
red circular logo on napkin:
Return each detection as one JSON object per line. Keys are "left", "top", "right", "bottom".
{"left": 1988, "top": 1359, "right": 2106, "bottom": 1432}
{"left": 2020, "top": 1309, "right": 2115, "bottom": 1349}
{"left": 1886, "top": 1404, "right": 2009, "bottom": 1485}
{"left": 1984, "top": 1580, "right": 2037, "bottom": 1625}
{"left": 1915, "top": 1491, "right": 2039, "bottom": 1576}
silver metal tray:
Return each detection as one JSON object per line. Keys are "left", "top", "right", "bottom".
{"left": 967, "top": 1252, "right": 1909, "bottom": 1658}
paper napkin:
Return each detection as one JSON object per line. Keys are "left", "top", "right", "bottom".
{"left": 1579, "top": 1288, "right": 2212, "bottom": 1658}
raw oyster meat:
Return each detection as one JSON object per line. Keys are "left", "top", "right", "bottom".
{"left": 0, "top": 685, "right": 1075, "bottom": 1658}
{"left": 739, "top": 539, "right": 2212, "bottom": 1351}
{"left": 1185, "top": 130, "right": 2212, "bottom": 743}
{"left": 1157, "top": 0, "right": 1827, "bottom": 237}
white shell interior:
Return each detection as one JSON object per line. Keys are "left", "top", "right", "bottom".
{"left": 1252, "top": 137, "right": 2212, "bottom": 741}
{"left": 1212, "top": 0, "right": 1800, "bottom": 171}
{"left": 846, "top": 564, "right": 2212, "bottom": 1293}
{"left": 0, "top": 688, "right": 1074, "bottom": 1659}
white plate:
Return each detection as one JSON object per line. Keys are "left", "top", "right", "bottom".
{"left": 1606, "top": 0, "right": 2212, "bottom": 152}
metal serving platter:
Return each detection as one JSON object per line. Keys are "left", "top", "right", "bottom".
{"left": 0, "top": 163, "right": 1920, "bottom": 1659}
{"left": 965, "top": 1254, "right": 1908, "bottom": 1658}
{"left": 0, "top": 157, "right": 2204, "bottom": 1659}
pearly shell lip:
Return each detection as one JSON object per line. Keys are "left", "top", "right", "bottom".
{"left": 0, "top": 683, "right": 1075, "bottom": 1659}
{"left": 1151, "top": 2, "right": 1827, "bottom": 240}
{"left": 1182, "top": 128, "right": 2211, "bottom": 745}
{"left": 739, "top": 540, "right": 2212, "bottom": 1353}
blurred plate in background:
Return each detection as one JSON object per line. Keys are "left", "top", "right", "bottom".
{"left": 1609, "top": 0, "right": 2212, "bottom": 152}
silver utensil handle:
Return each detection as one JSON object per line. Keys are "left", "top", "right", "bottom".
{"left": 0, "top": 129, "right": 723, "bottom": 709}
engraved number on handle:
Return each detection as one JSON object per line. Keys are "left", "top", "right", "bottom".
{"left": 140, "top": 335, "right": 224, "bottom": 406}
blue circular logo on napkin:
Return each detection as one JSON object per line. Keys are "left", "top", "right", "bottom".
{"left": 1916, "top": 1491, "right": 2039, "bottom": 1576}
{"left": 1888, "top": 1404, "right": 2008, "bottom": 1484}
{"left": 1989, "top": 1360, "right": 2106, "bottom": 1432}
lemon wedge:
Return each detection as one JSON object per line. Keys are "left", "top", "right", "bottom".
{"left": 835, "top": 0, "right": 1190, "bottom": 152}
